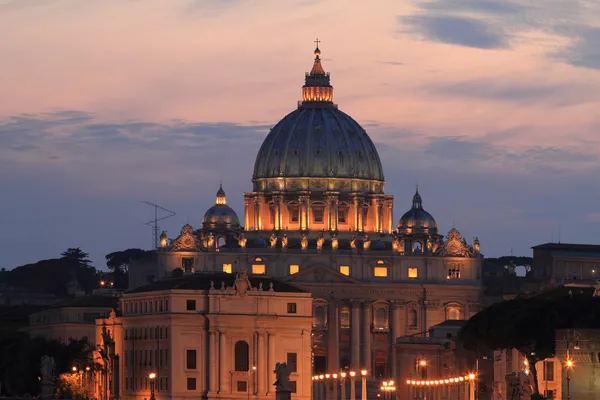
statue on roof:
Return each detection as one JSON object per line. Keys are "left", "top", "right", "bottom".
{"left": 331, "top": 233, "right": 338, "bottom": 250}
{"left": 301, "top": 233, "right": 308, "bottom": 251}
{"left": 316, "top": 231, "right": 325, "bottom": 252}
{"left": 363, "top": 234, "right": 371, "bottom": 251}
{"left": 270, "top": 233, "right": 278, "bottom": 248}
{"left": 237, "top": 232, "right": 247, "bottom": 248}
{"left": 281, "top": 233, "right": 288, "bottom": 251}
{"left": 273, "top": 362, "right": 293, "bottom": 392}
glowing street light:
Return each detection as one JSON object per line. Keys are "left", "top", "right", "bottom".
{"left": 149, "top": 373, "right": 156, "bottom": 400}
{"left": 566, "top": 359, "right": 574, "bottom": 400}
{"left": 361, "top": 370, "right": 368, "bottom": 400}
{"left": 340, "top": 372, "right": 347, "bottom": 400}
{"left": 350, "top": 371, "right": 357, "bottom": 400}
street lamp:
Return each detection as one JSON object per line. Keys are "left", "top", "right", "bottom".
{"left": 566, "top": 360, "right": 574, "bottom": 400}
{"left": 340, "top": 372, "right": 347, "bottom": 400}
{"left": 361, "top": 370, "right": 368, "bottom": 400}
{"left": 72, "top": 366, "right": 78, "bottom": 373}
{"left": 149, "top": 372, "right": 156, "bottom": 400}
{"left": 350, "top": 371, "right": 357, "bottom": 400}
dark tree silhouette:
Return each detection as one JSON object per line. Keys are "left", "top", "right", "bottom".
{"left": 460, "top": 293, "right": 600, "bottom": 396}
{"left": 105, "top": 248, "right": 152, "bottom": 289}
{"left": 61, "top": 248, "right": 92, "bottom": 268}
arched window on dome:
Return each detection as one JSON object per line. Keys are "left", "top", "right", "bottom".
{"left": 413, "top": 241, "right": 422, "bottom": 254}
{"left": 408, "top": 309, "right": 418, "bottom": 329}
{"left": 217, "top": 236, "right": 225, "bottom": 249}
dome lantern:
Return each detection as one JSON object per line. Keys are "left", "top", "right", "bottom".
{"left": 302, "top": 39, "right": 334, "bottom": 105}
{"left": 216, "top": 182, "right": 227, "bottom": 205}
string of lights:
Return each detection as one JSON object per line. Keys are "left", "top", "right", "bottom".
{"left": 406, "top": 373, "right": 476, "bottom": 386}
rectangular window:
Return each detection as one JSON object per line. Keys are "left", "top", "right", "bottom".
{"left": 290, "top": 207, "right": 299, "bottom": 223}
{"left": 544, "top": 390, "right": 554, "bottom": 399}
{"left": 338, "top": 208, "right": 347, "bottom": 224}
{"left": 182, "top": 257, "right": 194, "bottom": 271}
{"left": 447, "top": 266, "right": 461, "bottom": 279}
{"left": 290, "top": 381, "right": 297, "bottom": 393}
{"left": 287, "top": 353, "right": 298, "bottom": 372}
{"left": 165, "top": 299, "right": 169, "bottom": 311}
{"left": 186, "top": 349, "right": 197, "bottom": 370}
{"left": 287, "top": 303, "right": 297, "bottom": 314}
{"left": 252, "top": 264, "right": 266, "bottom": 274}
{"left": 186, "top": 299, "right": 196, "bottom": 311}
{"left": 408, "top": 267, "right": 418, "bottom": 279}
{"left": 374, "top": 267, "right": 388, "bottom": 277}
{"left": 289, "top": 264, "right": 299, "bottom": 275}
{"left": 339, "top": 266, "right": 350, "bottom": 276}
{"left": 187, "top": 377, "right": 196, "bottom": 390}
{"left": 223, "top": 263, "right": 232, "bottom": 274}
{"left": 543, "top": 361, "right": 554, "bottom": 381}
{"left": 237, "top": 381, "right": 248, "bottom": 392}
{"left": 313, "top": 208, "right": 324, "bottom": 223}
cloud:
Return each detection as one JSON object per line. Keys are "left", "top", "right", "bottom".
{"left": 586, "top": 212, "right": 600, "bottom": 223}
{"left": 400, "top": 0, "right": 600, "bottom": 68}
{"left": 426, "top": 79, "right": 597, "bottom": 107}
{"left": 399, "top": 15, "right": 508, "bottom": 49}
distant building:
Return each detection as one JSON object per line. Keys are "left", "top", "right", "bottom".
{"left": 26, "top": 296, "right": 118, "bottom": 343}
{"left": 94, "top": 272, "right": 313, "bottom": 400}
{"left": 532, "top": 243, "right": 600, "bottom": 282}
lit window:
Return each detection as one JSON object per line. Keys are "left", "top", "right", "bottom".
{"left": 255, "top": 257, "right": 262, "bottom": 262}
{"left": 289, "top": 265, "right": 299, "bottom": 275}
{"left": 408, "top": 267, "right": 418, "bottom": 278}
{"left": 252, "top": 264, "right": 265, "bottom": 274}
{"left": 377, "top": 260, "right": 385, "bottom": 265}
{"left": 446, "top": 307, "right": 460, "bottom": 320}
{"left": 340, "top": 307, "right": 350, "bottom": 328}
{"left": 222, "top": 263, "right": 232, "bottom": 274}
{"left": 339, "top": 266, "right": 350, "bottom": 276}
{"left": 374, "top": 267, "right": 388, "bottom": 277}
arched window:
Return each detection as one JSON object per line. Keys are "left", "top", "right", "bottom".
{"left": 217, "top": 237, "right": 226, "bottom": 248}
{"left": 234, "top": 341, "right": 249, "bottom": 371}
{"left": 446, "top": 306, "right": 461, "bottom": 321}
{"left": 340, "top": 307, "right": 350, "bottom": 329}
{"left": 413, "top": 242, "right": 422, "bottom": 254}
{"left": 374, "top": 307, "right": 387, "bottom": 329}
{"left": 408, "top": 309, "right": 418, "bottom": 328}
{"left": 314, "top": 305, "right": 326, "bottom": 327}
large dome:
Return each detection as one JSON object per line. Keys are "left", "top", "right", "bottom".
{"left": 253, "top": 107, "right": 384, "bottom": 182}
{"left": 251, "top": 45, "right": 385, "bottom": 194}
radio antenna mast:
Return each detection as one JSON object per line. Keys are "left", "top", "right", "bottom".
{"left": 141, "top": 201, "right": 176, "bottom": 249}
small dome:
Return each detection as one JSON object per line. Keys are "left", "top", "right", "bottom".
{"left": 398, "top": 189, "right": 438, "bottom": 234}
{"left": 202, "top": 185, "right": 240, "bottom": 231}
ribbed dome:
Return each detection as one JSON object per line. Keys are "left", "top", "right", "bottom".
{"left": 398, "top": 189, "right": 438, "bottom": 234}
{"left": 252, "top": 107, "right": 384, "bottom": 183}
{"left": 202, "top": 185, "right": 240, "bottom": 231}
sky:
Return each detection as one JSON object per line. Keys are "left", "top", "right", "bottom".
{"left": 1, "top": 0, "right": 600, "bottom": 270}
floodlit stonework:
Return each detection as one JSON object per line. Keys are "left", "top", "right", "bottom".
{"left": 128, "top": 43, "right": 484, "bottom": 396}
{"left": 94, "top": 272, "right": 312, "bottom": 400}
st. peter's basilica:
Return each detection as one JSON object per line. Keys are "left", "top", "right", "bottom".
{"left": 127, "top": 43, "right": 483, "bottom": 397}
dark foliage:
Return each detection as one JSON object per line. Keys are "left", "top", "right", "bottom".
{"left": 459, "top": 293, "right": 600, "bottom": 394}
{"left": 0, "top": 330, "right": 93, "bottom": 396}
{"left": 105, "top": 248, "right": 152, "bottom": 289}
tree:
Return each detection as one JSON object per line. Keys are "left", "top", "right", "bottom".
{"left": 61, "top": 248, "right": 92, "bottom": 268}
{"left": 105, "top": 248, "right": 152, "bottom": 289}
{"left": 459, "top": 294, "right": 600, "bottom": 396}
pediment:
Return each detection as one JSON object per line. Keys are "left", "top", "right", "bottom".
{"left": 281, "top": 265, "right": 360, "bottom": 284}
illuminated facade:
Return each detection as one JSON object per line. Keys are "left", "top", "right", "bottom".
{"left": 94, "top": 272, "right": 313, "bottom": 400}
{"left": 130, "top": 43, "right": 484, "bottom": 386}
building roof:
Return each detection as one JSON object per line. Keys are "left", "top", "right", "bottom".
{"left": 127, "top": 272, "right": 308, "bottom": 294}
{"left": 532, "top": 243, "right": 600, "bottom": 252}
{"left": 43, "top": 296, "right": 119, "bottom": 310}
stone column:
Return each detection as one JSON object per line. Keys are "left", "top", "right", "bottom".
{"left": 267, "top": 331, "right": 275, "bottom": 395}
{"left": 390, "top": 302, "right": 402, "bottom": 378}
{"left": 253, "top": 196, "right": 260, "bottom": 231}
{"left": 326, "top": 192, "right": 339, "bottom": 232}
{"left": 299, "top": 193, "right": 310, "bottom": 231}
{"left": 351, "top": 300, "right": 361, "bottom": 370}
{"left": 219, "top": 331, "right": 229, "bottom": 393}
{"left": 244, "top": 195, "right": 252, "bottom": 230}
{"left": 385, "top": 198, "right": 394, "bottom": 234}
{"left": 377, "top": 199, "right": 384, "bottom": 233}
{"left": 273, "top": 194, "right": 283, "bottom": 231}
{"left": 257, "top": 332, "right": 266, "bottom": 395}
{"left": 327, "top": 301, "right": 340, "bottom": 372}
{"left": 362, "top": 302, "right": 372, "bottom": 372}
{"left": 209, "top": 330, "right": 218, "bottom": 393}
{"left": 352, "top": 195, "right": 360, "bottom": 232}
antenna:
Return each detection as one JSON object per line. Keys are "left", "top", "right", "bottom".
{"left": 141, "top": 201, "right": 176, "bottom": 249}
